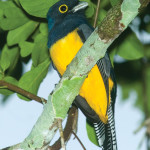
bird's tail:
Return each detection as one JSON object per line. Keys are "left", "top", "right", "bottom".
{"left": 94, "top": 104, "right": 117, "bottom": 150}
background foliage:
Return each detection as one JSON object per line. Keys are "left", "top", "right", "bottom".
{"left": 0, "top": 0, "right": 150, "bottom": 148}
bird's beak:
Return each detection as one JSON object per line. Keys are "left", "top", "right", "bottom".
{"left": 71, "top": 1, "right": 88, "bottom": 13}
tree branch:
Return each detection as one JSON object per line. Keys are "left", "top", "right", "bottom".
{"left": 57, "top": 119, "right": 66, "bottom": 150}
{"left": 49, "top": 105, "right": 78, "bottom": 150}
{"left": 0, "top": 80, "right": 47, "bottom": 104}
{"left": 93, "top": 0, "right": 101, "bottom": 28}
{"left": 72, "top": 131, "right": 86, "bottom": 150}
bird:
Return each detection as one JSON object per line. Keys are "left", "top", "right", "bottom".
{"left": 47, "top": 0, "right": 117, "bottom": 149}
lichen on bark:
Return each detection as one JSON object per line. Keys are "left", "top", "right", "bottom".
{"left": 98, "top": 3, "right": 124, "bottom": 43}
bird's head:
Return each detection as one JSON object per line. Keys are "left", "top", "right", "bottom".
{"left": 47, "top": 0, "right": 88, "bottom": 31}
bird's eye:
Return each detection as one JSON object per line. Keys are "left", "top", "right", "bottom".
{"left": 59, "top": 4, "right": 68, "bottom": 13}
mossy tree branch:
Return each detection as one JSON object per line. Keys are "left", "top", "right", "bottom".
{"left": 4, "top": 0, "right": 150, "bottom": 149}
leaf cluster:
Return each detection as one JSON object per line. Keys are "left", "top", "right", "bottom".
{"left": 0, "top": 0, "right": 51, "bottom": 100}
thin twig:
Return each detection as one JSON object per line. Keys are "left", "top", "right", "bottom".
{"left": 57, "top": 119, "right": 66, "bottom": 150}
{"left": 93, "top": 0, "right": 101, "bottom": 28}
{"left": 134, "top": 118, "right": 150, "bottom": 134}
{"left": 0, "top": 80, "right": 47, "bottom": 104}
{"left": 134, "top": 122, "right": 145, "bottom": 134}
{"left": 72, "top": 131, "right": 86, "bottom": 150}
{"left": 49, "top": 106, "right": 78, "bottom": 150}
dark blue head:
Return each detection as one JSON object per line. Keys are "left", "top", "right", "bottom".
{"left": 47, "top": 0, "right": 89, "bottom": 48}
{"left": 47, "top": 0, "right": 78, "bottom": 25}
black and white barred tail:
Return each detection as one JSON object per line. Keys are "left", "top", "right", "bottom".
{"left": 94, "top": 104, "right": 117, "bottom": 150}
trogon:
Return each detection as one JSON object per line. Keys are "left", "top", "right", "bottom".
{"left": 47, "top": 0, "right": 117, "bottom": 149}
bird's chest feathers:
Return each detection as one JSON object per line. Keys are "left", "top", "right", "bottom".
{"left": 50, "top": 29, "right": 83, "bottom": 75}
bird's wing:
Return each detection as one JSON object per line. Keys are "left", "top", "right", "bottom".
{"left": 75, "top": 24, "right": 117, "bottom": 150}
{"left": 78, "top": 24, "right": 111, "bottom": 106}
{"left": 75, "top": 24, "right": 114, "bottom": 121}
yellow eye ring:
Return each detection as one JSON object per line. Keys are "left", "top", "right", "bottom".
{"left": 59, "top": 4, "right": 68, "bottom": 13}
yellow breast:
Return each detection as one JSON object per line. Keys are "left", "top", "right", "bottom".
{"left": 50, "top": 29, "right": 83, "bottom": 75}
{"left": 50, "top": 29, "right": 113, "bottom": 123}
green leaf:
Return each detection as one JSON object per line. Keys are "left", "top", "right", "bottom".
{"left": 117, "top": 33, "right": 144, "bottom": 60}
{"left": 19, "top": 41, "right": 34, "bottom": 57}
{"left": 0, "top": 9, "right": 3, "bottom": 19}
{"left": 97, "top": 9, "right": 107, "bottom": 25}
{"left": 109, "top": 48, "right": 117, "bottom": 66}
{"left": 19, "top": 0, "right": 59, "bottom": 18}
{"left": 6, "top": 46, "right": 20, "bottom": 75}
{"left": 100, "top": 0, "right": 109, "bottom": 8}
{"left": 0, "top": 45, "right": 19, "bottom": 73}
{"left": 86, "top": 121, "right": 99, "bottom": 146}
{"left": 85, "top": 4, "right": 95, "bottom": 18}
{"left": 80, "top": 0, "right": 95, "bottom": 19}
{"left": 0, "top": 76, "right": 18, "bottom": 95}
{"left": 31, "top": 27, "right": 40, "bottom": 40}
{"left": 7, "top": 21, "right": 39, "bottom": 46}
{"left": 32, "top": 34, "right": 49, "bottom": 67}
{"left": 18, "top": 58, "right": 50, "bottom": 100}
{"left": 0, "top": 1, "right": 29, "bottom": 30}
{"left": 110, "top": 0, "right": 121, "bottom": 6}
{"left": 0, "top": 46, "right": 10, "bottom": 72}
{"left": 39, "top": 23, "right": 48, "bottom": 36}
{"left": 144, "top": 45, "right": 150, "bottom": 58}
{"left": 0, "top": 73, "right": 2, "bottom": 79}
